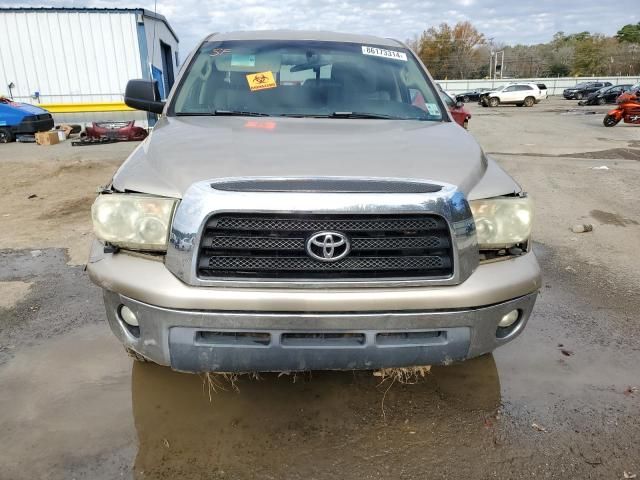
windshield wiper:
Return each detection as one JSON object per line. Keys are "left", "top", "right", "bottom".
{"left": 175, "top": 110, "right": 270, "bottom": 117}
{"left": 213, "top": 110, "right": 270, "bottom": 117}
{"left": 328, "top": 111, "right": 397, "bottom": 119}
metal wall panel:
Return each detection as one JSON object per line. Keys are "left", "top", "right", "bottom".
{"left": 0, "top": 10, "right": 142, "bottom": 103}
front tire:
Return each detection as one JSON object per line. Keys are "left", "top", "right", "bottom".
{"left": 597, "top": 97, "right": 606, "bottom": 105}
{"left": 575, "top": 92, "right": 583, "bottom": 100}
{"left": 0, "top": 128, "right": 14, "bottom": 143}
{"left": 488, "top": 97, "right": 500, "bottom": 107}
{"left": 524, "top": 96, "right": 535, "bottom": 107}
{"left": 603, "top": 114, "right": 620, "bottom": 127}
{"left": 463, "top": 95, "right": 470, "bottom": 103}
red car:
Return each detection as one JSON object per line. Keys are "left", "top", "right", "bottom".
{"left": 440, "top": 92, "right": 471, "bottom": 129}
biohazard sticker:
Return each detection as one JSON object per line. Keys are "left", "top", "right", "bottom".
{"left": 246, "top": 71, "right": 277, "bottom": 91}
{"left": 361, "top": 46, "right": 407, "bottom": 61}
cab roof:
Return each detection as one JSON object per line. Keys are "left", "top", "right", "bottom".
{"left": 205, "top": 30, "right": 405, "bottom": 48}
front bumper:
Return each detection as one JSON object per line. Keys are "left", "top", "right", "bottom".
{"left": 104, "top": 290, "right": 537, "bottom": 372}
{"left": 88, "top": 243, "right": 541, "bottom": 372}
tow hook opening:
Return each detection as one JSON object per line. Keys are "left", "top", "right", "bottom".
{"left": 496, "top": 309, "right": 522, "bottom": 339}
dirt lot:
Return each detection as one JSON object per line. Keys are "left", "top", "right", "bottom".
{"left": 0, "top": 97, "right": 639, "bottom": 479}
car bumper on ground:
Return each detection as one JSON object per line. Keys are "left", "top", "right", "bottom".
{"left": 88, "top": 242, "right": 541, "bottom": 373}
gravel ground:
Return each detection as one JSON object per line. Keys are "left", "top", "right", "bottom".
{"left": 0, "top": 97, "right": 638, "bottom": 480}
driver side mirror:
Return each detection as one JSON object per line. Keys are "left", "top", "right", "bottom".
{"left": 125, "top": 79, "right": 165, "bottom": 114}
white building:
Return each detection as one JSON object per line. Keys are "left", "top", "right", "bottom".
{"left": 0, "top": 7, "right": 179, "bottom": 115}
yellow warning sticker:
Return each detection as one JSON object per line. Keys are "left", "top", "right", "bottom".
{"left": 246, "top": 71, "right": 277, "bottom": 91}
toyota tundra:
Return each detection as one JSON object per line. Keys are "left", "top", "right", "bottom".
{"left": 87, "top": 31, "right": 541, "bottom": 373}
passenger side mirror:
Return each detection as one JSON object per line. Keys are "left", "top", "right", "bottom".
{"left": 125, "top": 79, "right": 165, "bottom": 114}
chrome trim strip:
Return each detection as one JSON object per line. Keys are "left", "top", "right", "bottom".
{"left": 165, "top": 176, "right": 478, "bottom": 288}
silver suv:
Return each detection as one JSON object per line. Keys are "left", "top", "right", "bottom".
{"left": 87, "top": 31, "right": 541, "bottom": 373}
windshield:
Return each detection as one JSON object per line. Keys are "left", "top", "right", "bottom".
{"left": 171, "top": 40, "right": 445, "bottom": 121}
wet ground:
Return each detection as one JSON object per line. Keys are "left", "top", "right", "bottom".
{"left": 0, "top": 97, "right": 639, "bottom": 479}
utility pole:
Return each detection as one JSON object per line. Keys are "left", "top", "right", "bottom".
{"left": 487, "top": 37, "right": 495, "bottom": 80}
{"left": 494, "top": 51, "right": 504, "bottom": 79}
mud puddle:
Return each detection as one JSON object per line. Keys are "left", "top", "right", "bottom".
{"left": 1, "top": 306, "right": 638, "bottom": 479}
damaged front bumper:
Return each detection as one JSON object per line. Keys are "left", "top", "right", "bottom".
{"left": 88, "top": 242, "right": 541, "bottom": 373}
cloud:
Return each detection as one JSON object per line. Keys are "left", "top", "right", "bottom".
{"left": 4, "top": 0, "right": 639, "bottom": 54}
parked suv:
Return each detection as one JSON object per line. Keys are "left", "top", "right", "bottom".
{"left": 563, "top": 81, "right": 612, "bottom": 100}
{"left": 479, "top": 83, "right": 543, "bottom": 107}
{"left": 88, "top": 31, "right": 541, "bottom": 373}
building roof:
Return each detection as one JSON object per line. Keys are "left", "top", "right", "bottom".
{"left": 0, "top": 7, "right": 179, "bottom": 43}
{"left": 205, "top": 30, "right": 404, "bottom": 48}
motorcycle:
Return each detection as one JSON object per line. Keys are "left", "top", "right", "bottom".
{"left": 603, "top": 91, "right": 640, "bottom": 127}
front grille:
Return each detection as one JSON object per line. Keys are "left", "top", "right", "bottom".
{"left": 197, "top": 213, "right": 453, "bottom": 281}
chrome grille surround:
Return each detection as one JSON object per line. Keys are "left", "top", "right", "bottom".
{"left": 165, "top": 177, "right": 479, "bottom": 288}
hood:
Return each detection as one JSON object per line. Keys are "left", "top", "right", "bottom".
{"left": 112, "top": 116, "right": 489, "bottom": 198}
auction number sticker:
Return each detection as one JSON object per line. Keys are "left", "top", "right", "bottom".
{"left": 361, "top": 46, "right": 407, "bottom": 61}
{"left": 425, "top": 103, "right": 441, "bottom": 116}
{"left": 246, "top": 71, "right": 277, "bottom": 91}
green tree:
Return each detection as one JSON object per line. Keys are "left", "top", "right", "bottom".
{"left": 572, "top": 35, "right": 607, "bottom": 75}
{"left": 616, "top": 23, "right": 640, "bottom": 43}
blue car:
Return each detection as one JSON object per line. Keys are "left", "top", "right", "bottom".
{"left": 0, "top": 97, "right": 54, "bottom": 143}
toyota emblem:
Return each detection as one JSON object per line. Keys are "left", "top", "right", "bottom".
{"left": 306, "top": 231, "right": 350, "bottom": 262}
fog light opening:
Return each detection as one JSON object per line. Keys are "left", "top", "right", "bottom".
{"left": 118, "top": 305, "right": 140, "bottom": 338}
{"left": 496, "top": 309, "right": 522, "bottom": 339}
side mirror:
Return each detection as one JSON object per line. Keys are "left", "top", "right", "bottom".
{"left": 455, "top": 101, "right": 464, "bottom": 109}
{"left": 125, "top": 79, "right": 165, "bottom": 114}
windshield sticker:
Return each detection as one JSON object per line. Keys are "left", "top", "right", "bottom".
{"left": 361, "top": 46, "right": 407, "bottom": 61}
{"left": 246, "top": 71, "right": 277, "bottom": 91}
{"left": 231, "top": 54, "right": 256, "bottom": 67}
{"left": 425, "top": 103, "right": 441, "bottom": 116}
{"left": 210, "top": 48, "right": 231, "bottom": 57}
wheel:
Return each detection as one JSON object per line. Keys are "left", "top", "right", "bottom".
{"left": 575, "top": 92, "right": 583, "bottom": 100}
{"left": 603, "top": 114, "right": 620, "bottom": 127}
{"left": 0, "top": 128, "right": 14, "bottom": 143}
{"left": 597, "top": 97, "right": 606, "bottom": 105}
{"left": 488, "top": 97, "right": 500, "bottom": 107}
{"left": 463, "top": 95, "right": 470, "bottom": 103}
{"left": 523, "top": 96, "right": 535, "bottom": 107}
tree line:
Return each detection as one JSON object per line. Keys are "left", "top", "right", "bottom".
{"left": 406, "top": 22, "right": 640, "bottom": 79}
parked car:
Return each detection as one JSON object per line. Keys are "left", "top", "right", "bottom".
{"left": 87, "top": 30, "right": 540, "bottom": 373}
{"left": 479, "top": 83, "right": 544, "bottom": 107}
{"left": 578, "top": 84, "right": 633, "bottom": 105}
{"left": 455, "top": 88, "right": 490, "bottom": 103}
{"left": 439, "top": 90, "right": 472, "bottom": 128}
{"left": 563, "top": 81, "right": 612, "bottom": 100}
{"left": 536, "top": 83, "right": 548, "bottom": 99}
{"left": 0, "top": 97, "right": 54, "bottom": 143}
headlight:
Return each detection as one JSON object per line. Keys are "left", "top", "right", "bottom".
{"left": 469, "top": 196, "right": 533, "bottom": 248}
{"left": 91, "top": 194, "right": 177, "bottom": 251}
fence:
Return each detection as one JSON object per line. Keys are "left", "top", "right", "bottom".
{"left": 436, "top": 76, "right": 640, "bottom": 96}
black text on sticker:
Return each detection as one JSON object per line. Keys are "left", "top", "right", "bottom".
{"left": 361, "top": 46, "right": 407, "bottom": 61}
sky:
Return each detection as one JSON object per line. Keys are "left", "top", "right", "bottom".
{"left": 5, "top": 0, "right": 640, "bottom": 55}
